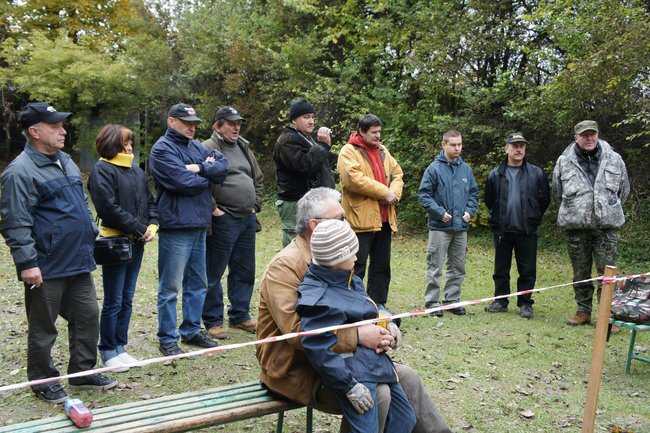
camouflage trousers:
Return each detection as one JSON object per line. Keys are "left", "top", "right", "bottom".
{"left": 566, "top": 229, "right": 619, "bottom": 314}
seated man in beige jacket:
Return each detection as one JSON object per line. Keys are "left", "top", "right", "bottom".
{"left": 256, "top": 187, "right": 451, "bottom": 433}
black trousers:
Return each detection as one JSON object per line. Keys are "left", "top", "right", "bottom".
{"left": 492, "top": 231, "right": 537, "bottom": 307}
{"left": 25, "top": 273, "right": 99, "bottom": 390}
{"left": 354, "top": 222, "right": 392, "bottom": 305}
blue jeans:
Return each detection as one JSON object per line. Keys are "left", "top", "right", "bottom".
{"left": 338, "top": 382, "right": 416, "bottom": 433}
{"left": 203, "top": 213, "right": 256, "bottom": 327}
{"left": 157, "top": 229, "right": 208, "bottom": 344}
{"left": 98, "top": 241, "right": 145, "bottom": 361}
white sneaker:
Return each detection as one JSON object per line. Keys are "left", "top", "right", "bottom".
{"left": 103, "top": 356, "right": 129, "bottom": 372}
{"left": 116, "top": 352, "right": 139, "bottom": 365}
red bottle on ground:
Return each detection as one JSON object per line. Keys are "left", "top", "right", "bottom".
{"left": 65, "top": 398, "right": 93, "bottom": 428}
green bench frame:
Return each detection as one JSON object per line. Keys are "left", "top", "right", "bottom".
{"left": 0, "top": 381, "right": 313, "bottom": 433}
{"left": 609, "top": 318, "right": 650, "bottom": 373}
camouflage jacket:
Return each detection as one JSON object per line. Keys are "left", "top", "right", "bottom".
{"left": 552, "top": 140, "right": 629, "bottom": 229}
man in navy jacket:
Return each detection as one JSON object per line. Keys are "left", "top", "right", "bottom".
{"left": 484, "top": 132, "right": 550, "bottom": 319}
{"left": 150, "top": 104, "right": 228, "bottom": 356}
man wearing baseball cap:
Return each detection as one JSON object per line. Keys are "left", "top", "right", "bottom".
{"left": 273, "top": 98, "right": 335, "bottom": 246}
{"left": 552, "top": 120, "right": 629, "bottom": 326}
{"left": 149, "top": 103, "right": 229, "bottom": 355}
{"left": 484, "top": 132, "right": 550, "bottom": 319}
{"left": 0, "top": 102, "right": 117, "bottom": 403}
{"left": 201, "top": 107, "right": 263, "bottom": 339}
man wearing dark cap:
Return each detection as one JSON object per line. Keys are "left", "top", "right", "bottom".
{"left": 0, "top": 102, "right": 117, "bottom": 403}
{"left": 273, "top": 98, "right": 335, "bottom": 246}
{"left": 149, "top": 103, "right": 229, "bottom": 355}
{"left": 484, "top": 132, "right": 550, "bottom": 319}
{"left": 552, "top": 121, "right": 629, "bottom": 326}
{"left": 201, "top": 107, "right": 263, "bottom": 339}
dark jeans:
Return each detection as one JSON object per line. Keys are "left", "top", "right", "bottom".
{"left": 203, "top": 213, "right": 256, "bottom": 327}
{"left": 25, "top": 273, "right": 99, "bottom": 390}
{"left": 355, "top": 223, "right": 392, "bottom": 305}
{"left": 98, "top": 241, "right": 145, "bottom": 361}
{"left": 492, "top": 231, "right": 537, "bottom": 307}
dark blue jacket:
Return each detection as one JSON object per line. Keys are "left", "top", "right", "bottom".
{"left": 296, "top": 263, "right": 398, "bottom": 393}
{"left": 418, "top": 150, "right": 479, "bottom": 231}
{"left": 484, "top": 159, "right": 550, "bottom": 235}
{"left": 0, "top": 143, "right": 97, "bottom": 279}
{"left": 149, "top": 128, "right": 228, "bottom": 229}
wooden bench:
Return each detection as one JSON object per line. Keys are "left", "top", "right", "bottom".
{"left": 609, "top": 318, "right": 650, "bottom": 373}
{"left": 0, "top": 381, "right": 313, "bottom": 433}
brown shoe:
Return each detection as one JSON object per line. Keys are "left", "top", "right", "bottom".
{"left": 229, "top": 319, "right": 256, "bottom": 333}
{"left": 610, "top": 325, "right": 620, "bottom": 335}
{"left": 566, "top": 311, "right": 591, "bottom": 326}
{"left": 206, "top": 325, "right": 227, "bottom": 339}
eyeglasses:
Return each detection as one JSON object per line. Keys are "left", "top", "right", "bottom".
{"left": 314, "top": 214, "right": 346, "bottom": 222}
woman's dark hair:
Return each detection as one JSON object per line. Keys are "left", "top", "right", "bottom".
{"left": 357, "top": 114, "right": 382, "bottom": 133}
{"left": 95, "top": 124, "right": 133, "bottom": 159}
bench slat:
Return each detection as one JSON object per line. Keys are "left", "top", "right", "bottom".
{"left": 0, "top": 381, "right": 301, "bottom": 433}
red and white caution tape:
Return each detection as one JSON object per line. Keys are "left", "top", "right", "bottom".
{"left": 1, "top": 271, "right": 647, "bottom": 393}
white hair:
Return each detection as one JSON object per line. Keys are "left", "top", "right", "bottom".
{"left": 295, "top": 188, "right": 341, "bottom": 236}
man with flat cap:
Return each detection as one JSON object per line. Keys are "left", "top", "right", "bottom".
{"left": 273, "top": 98, "right": 335, "bottom": 246}
{"left": 484, "top": 132, "right": 550, "bottom": 319}
{"left": 149, "top": 103, "right": 229, "bottom": 355}
{"left": 552, "top": 120, "right": 629, "bottom": 326}
{"left": 0, "top": 102, "right": 117, "bottom": 403}
{"left": 201, "top": 107, "right": 263, "bottom": 339}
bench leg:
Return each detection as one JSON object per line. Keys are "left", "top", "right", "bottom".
{"left": 626, "top": 329, "right": 637, "bottom": 373}
{"left": 306, "top": 406, "right": 313, "bottom": 433}
{"left": 276, "top": 411, "right": 284, "bottom": 433}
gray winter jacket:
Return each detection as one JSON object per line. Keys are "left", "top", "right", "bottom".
{"left": 552, "top": 139, "right": 629, "bottom": 229}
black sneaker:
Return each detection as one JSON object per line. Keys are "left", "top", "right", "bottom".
{"left": 448, "top": 307, "right": 466, "bottom": 316}
{"left": 69, "top": 373, "right": 118, "bottom": 391}
{"left": 429, "top": 310, "right": 443, "bottom": 317}
{"left": 485, "top": 302, "right": 508, "bottom": 313}
{"left": 182, "top": 331, "right": 218, "bottom": 348}
{"left": 520, "top": 304, "right": 534, "bottom": 319}
{"left": 160, "top": 342, "right": 185, "bottom": 356}
{"left": 33, "top": 381, "right": 68, "bottom": 404}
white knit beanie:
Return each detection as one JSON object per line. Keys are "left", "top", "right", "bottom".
{"left": 311, "top": 219, "right": 359, "bottom": 267}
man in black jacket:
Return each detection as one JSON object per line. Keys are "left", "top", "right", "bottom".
{"left": 273, "top": 98, "right": 335, "bottom": 246}
{"left": 484, "top": 132, "right": 550, "bottom": 318}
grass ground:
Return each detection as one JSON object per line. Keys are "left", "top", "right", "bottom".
{"left": 0, "top": 206, "right": 648, "bottom": 432}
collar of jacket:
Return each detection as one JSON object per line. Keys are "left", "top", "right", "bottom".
{"left": 24, "top": 141, "right": 68, "bottom": 168}
{"left": 165, "top": 127, "right": 191, "bottom": 146}
{"left": 307, "top": 261, "right": 356, "bottom": 288}
{"left": 435, "top": 149, "right": 462, "bottom": 165}
{"left": 496, "top": 158, "right": 527, "bottom": 175}
{"left": 209, "top": 130, "right": 250, "bottom": 150}
{"left": 285, "top": 124, "right": 317, "bottom": 146}
{"left": 100, "top": 152, "right": 134, "bottom": 168}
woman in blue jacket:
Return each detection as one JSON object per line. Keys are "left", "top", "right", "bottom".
{"left": 88, "top": 125, "right": 158, "bottom": 370}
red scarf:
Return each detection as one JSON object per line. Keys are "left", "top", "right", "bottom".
{"left": 348, "top": 133, "right": 389, "bottom": 222}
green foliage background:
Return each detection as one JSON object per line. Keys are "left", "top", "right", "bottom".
{"left": 0, "top": 0, "right": 648, "bottom": 251}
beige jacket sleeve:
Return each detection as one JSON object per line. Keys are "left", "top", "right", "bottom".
{"left": 338, "top": 144, "right": 391, "bottom": 200}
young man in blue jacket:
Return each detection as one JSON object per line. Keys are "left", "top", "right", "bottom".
{"left": 484, "top": 132, "right": 550, "bottom": 318}
{"left": 418, "top": 130, "right": 479, "bottom": 316}
{"left": 149, "top": 104, "right": 228, "bottom": 356}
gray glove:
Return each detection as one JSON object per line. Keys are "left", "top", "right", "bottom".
{"left": 386, "top": 321, "right": 402, "bottom": 350}
{"left": 346, "top": 382, "right": 374, "bottom": 414}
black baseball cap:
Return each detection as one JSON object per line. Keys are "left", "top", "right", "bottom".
{"left": 505, "top": 132, "right": 528, "bottom": 144}
{"left": 168, "top": 104, "right": 202, "bottom": 122}
{"left": 215, "top": 107, "right": 246, "bottom": 122}
{"left": 19, "top": 102, "right": 72, "bottom": 129}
